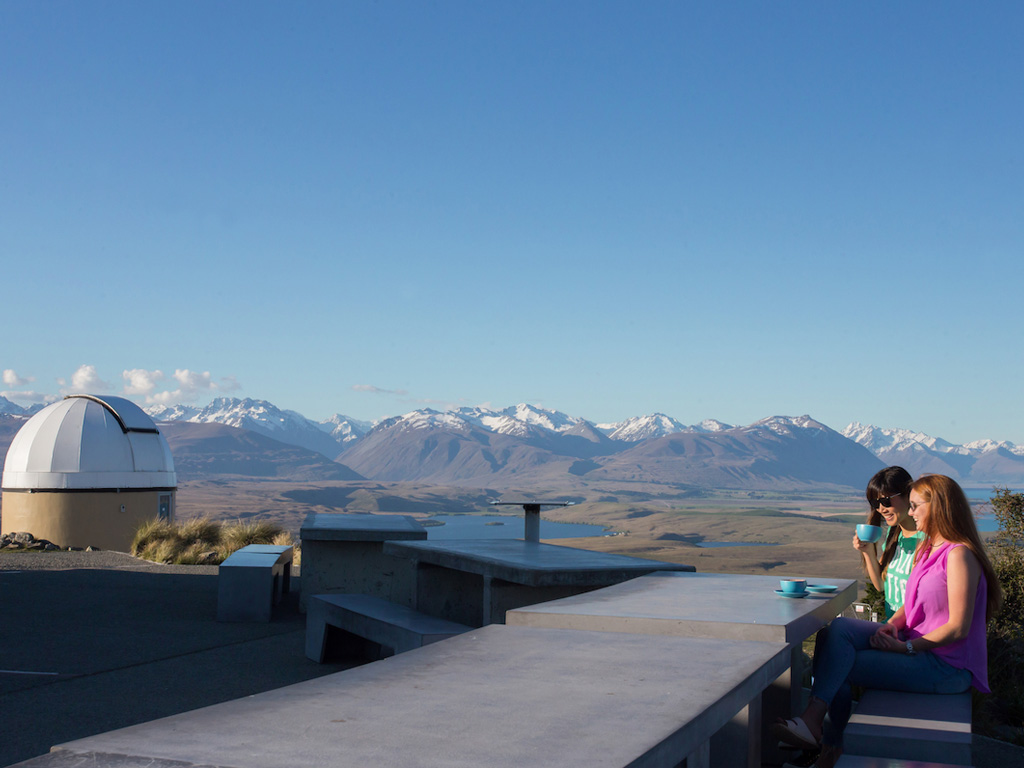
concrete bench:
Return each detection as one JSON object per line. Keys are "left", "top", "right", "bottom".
{"left": 216, "top": 544, "right": 293, "bottom": 622}
{"left": 844, "top": 689, "right": 972, "bottom": 766}
{"left": 835, "top": 755, "right": 967, "bottom": 768}
{"left": 305, "top": 593, "right": 472, "bottom": 662}
{"left": 299, "top": 513, "right": 427, "bottom": 611}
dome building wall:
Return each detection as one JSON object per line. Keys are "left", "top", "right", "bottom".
{"left": 1, "top": 489, "right": 174, "bottom": 552}
{"left": 1, "top": 395, "right": 176, "bottom": 551}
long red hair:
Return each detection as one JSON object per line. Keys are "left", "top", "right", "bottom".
{"left": 911, "top": 474, "right": 1002, "bottom": 620}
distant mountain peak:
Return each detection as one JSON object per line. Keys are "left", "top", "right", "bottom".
{"left": 597, "top": 413, "right": 688, "bottom": 442}
{"left": 144, "top": 397, "right": 347, "bottom": 459}
{"left": 318, "top": 413, "right": 372, "bottom": 444}
{"left": 841, "top": 422, "right": 958, "bottom": 453}
{"left": 0, "top": 395, "right": 25, "bottom": 415}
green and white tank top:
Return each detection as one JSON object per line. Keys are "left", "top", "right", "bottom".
{"left": 883, "top": 528, "right": 925, "bottom": 619}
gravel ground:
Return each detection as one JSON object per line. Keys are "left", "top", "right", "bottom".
{"left": 0, "top": 548, "right": 335, "bottom": 767}
{"left": 0, "top": 548, "right": 216, "bottom": 572}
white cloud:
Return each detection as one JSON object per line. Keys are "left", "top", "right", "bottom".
{"left": 409, "top": 396, "right": 471, "bottom": 410}
{"left": 173, "top": 369, "right": 216, "bottom": 394}
{"left": 136, "top": 368, "right": 238, "bottom": 404}
{"left": 48, "top": 364, "right": 241, "bottom": 406}
{"left": 3, "top": 369, "right": 34, "bottom": 386}
{"left": 59, "top": 364, "right": 112, "bottom": 394}
{"left": 147, "top": 389, "right": 180, "bottom": 405}
{"left": 353, "top": 384, "right": 409, "bottom": 396}
{"left": 1, "top": 390, "right": 56, "bottom": 404}
{"left": 122, "top": 368, "right": 165, "bottom": 396}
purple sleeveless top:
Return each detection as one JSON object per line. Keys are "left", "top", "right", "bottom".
{"left": 903, "top": 541, "right": 989, "bottom": 693}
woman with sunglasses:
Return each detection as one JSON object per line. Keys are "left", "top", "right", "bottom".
{"left": 785, "top": 468, "right": 923, "bottom": 767}
{"left": 855, "top": 466, "right": 924, "bottom": 618}
{"left": 775, "top": 474, "right": 1002, "bottom": 768}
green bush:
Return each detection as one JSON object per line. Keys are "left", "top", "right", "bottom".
{"left": 863, "top": 582, "right": 885, "bottom": 620}
{"left": 982, "top": 488, "right": 1024, "bottom": 744}
{"left": 989, "top": 488, "right": 1024, "bottom": 638}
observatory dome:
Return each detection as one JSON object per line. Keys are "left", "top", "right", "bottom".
{"left": 2, "top": 394, "right": 176, "bottom": 490}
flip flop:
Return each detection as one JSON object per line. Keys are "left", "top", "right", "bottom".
{"left": 771, "top": 717, "right": 821, "bottom": 751}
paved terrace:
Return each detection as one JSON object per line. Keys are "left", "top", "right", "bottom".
{"left": 0, "top": 551, "right": 353, "bottom": 767}
{"left": 1, "top": 550, "right": 1021, "bottom": 768}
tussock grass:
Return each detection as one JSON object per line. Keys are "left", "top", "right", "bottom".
{"left": 131, "top": 518, "right": 176, "bottom": 554}
{"left": 131, "top": 517, "right": 295, "bottom": 565}
{"left": 177, "top": 517, "right": 223, "bottom": 548}
{"left": 221, "top": 520, "right": 285, "bottom": 552}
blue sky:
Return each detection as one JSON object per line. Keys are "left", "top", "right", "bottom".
{"left": 2, "top": 2, "right": 1022, "bottom": 444}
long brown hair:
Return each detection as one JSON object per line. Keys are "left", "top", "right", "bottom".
{"left": 911, "top": 474, "right": 1003, "bottom": 620}
{"left": 865, "top": 466, "right": 913, "bottom": 574}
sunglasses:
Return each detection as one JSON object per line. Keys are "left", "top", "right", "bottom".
{"left": 870, "top": 493, "right": 902, "bottom": 511}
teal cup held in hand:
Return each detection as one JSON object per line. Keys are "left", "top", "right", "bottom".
{"left": 856, "top": 523, "right": 882, "bottom": 543}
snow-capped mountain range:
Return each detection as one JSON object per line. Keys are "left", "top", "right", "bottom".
{"left": 137, "top": 399, "right": 1023, "bottom": 483}
{"left": 145, "top": 398, "right": 373, "bottom": 458}
{"left": 839, "top": 422, "right": 1024, "bottom": 486}
{"left": 3, "top": 395, "right": 1022, "bottom": 486}
{"left": 841, "top": 422, "right": 1024, "bottom": 457}
{"left": 595, "top": 414, "right": 732, "bottom": 442}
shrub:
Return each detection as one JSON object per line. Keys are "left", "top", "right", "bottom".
{"left": 982, "top": 488, "right": 1024, "bottom": 744}
{"left": 175, "top": 541, "right": 220, "bottom": 565}
{"left": 137, "top": 538, "right": 181, "bottom": 564}
{"left": 131, "top": 516, "right": 293, "bottom": 565}
{"left": 989, "top": 488, "right": 1024, "bottom": 638}
{"left": 221, "top": 519, "right": 286, "bottom": 555}
{"left": 863, "top": 582, "right": 885, "bottom": 621}
{"left": 177, "top": 517, "right": 223, "bottom": 549}
{"left": 131, "top": 518, "right": 176, "bottom": 557}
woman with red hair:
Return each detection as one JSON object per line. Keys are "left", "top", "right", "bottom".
{"left": 774, "top": 474, "right": 1002, "bottom": 768}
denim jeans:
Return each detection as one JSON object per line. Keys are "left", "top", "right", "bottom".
{"left": 810, "top": 617, "right": 972, "bottom": 748}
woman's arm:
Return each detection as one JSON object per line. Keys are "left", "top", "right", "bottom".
{"left": 906, "top": 546, "right": 981, "bottom": 654}
{"left": 887, "top": 605, "right": 906, "bottom": 631}
{"left": 870, "top": 606, "right": 906, "bottom": 651}
{"left": 854, "top": 534, "right": 884, "bottom": 591}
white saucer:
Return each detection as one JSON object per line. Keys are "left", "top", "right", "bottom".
{"left": 774, "top": 589, "right": 808, "bottom": 599}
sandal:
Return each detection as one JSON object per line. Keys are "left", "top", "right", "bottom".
{"left": 772, "top": 717, "right": 821, "bottom": 751}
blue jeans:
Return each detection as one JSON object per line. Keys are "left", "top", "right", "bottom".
{"left": 810, "top": 617, "right": 972, "bottom": 748}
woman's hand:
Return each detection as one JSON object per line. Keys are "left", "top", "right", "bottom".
{"left": 852, "top": 533, "right": 872, "bottom": 553}
{"left": 856, "top": 534, "right": 884, "bottom": 591}
{"left": 870, "top": 624, "right": 905, "bottom": 653}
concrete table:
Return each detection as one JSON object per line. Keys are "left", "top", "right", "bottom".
{"left": 507, "top": 571, "right": 857, "bottom": 767}
{"left": 489, "top": 500, "right": 574, "bottom": 542}
{"left": 382, "top": 538, "right": 695, "bottom": 627}
{"left": 20, "top": 625, "right": 790, "bottom": 768}
{"left": 299, "top": 513, "right": 426, "bottom": 610}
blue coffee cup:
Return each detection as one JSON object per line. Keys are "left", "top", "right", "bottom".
{"left": 780, "top": 578, "right": 807, "bottom": 594}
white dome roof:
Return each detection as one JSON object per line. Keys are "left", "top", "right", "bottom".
{"left": 1, "top": 395, "right": 176, "bottom": 490}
